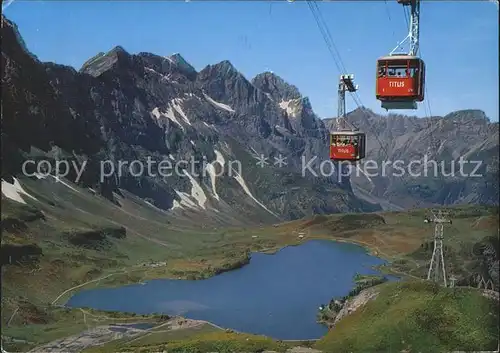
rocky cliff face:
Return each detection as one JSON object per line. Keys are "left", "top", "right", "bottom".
{"left": 325, "top": 108, "right": 499, "bottom": 209}
{"left": 3, "top": 15, "right": 496, "bottom": 222}
{"left": 1, "top": 16, "right": 376, "bottom": 224}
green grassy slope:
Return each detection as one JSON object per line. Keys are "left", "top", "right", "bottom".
{"left": 83, "top": 331, "right": 291, "bottom": 353}
{"left": 314, "top": 281, "right": 499, "bottom": 353}
{"left": 1, "top": 175, "right": 498, "bottom": 352}
{"left": 1, "top": 175, "right": 273, "bottom": 350}
{"left": 270, "top": 205, "right": 499, "bottom": 285}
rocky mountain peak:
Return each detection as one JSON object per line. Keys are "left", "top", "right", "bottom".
{"left": 216, "top": 59, "right": 236, "bottom": 69}
{"left": 80, "top": 45, "right": 131, "bottom": 77}
{"left": 167, "top": 53, "right": 193, "bottom": 68}
{"left": 250, "top": 72, "right": 318, "bottom": 132}
{"left": 347, "top": 107, "right": 375, "bottom": 119}
{"left": 443, "top": 109, "right": 490, "bottom": 123}
{"left": 197, "top": 60, "right": 245, "bottom": 87}
{"left": 134, "top": 52, "right": 195, "bottom": 81}
{"left": 110, "top": 45, "right": 128, "bottom": 55}
{"left": 252, "top": 71, "right": 301, "bottom": 102}
{"left": 165, "top": 53, "right": 197, "bottom": 79}
{"left": 202, "top": 60, "right": 240, "bottom": 79}
{"left": 196, "top": 60, "right": 257, "bottom": 106}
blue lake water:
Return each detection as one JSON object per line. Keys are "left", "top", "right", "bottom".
{"left": 66, "top": 240, "right": 395, "bottom": 340}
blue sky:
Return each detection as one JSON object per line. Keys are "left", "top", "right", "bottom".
{"left": 4, "top": 1, "right": 499, "bottom": 121}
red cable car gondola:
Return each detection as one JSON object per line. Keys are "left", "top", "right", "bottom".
{"left": 329, "top": 130, "right": 366, "bottom": 162}
{"left": 376, "top": 55, "right": 425, "bottom": 110}
{"left": 329, "top": 74, "right": 366, "bottom": 162}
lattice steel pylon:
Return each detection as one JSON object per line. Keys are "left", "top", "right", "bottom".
{"left": 425, "top": 209, "right": 452, "bottom": 287}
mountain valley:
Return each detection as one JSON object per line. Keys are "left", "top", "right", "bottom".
{"left": 1, "top": 14, "right": 499, "bottom": 353}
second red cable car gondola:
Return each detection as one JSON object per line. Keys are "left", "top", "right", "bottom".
{"left": 330, "top": 130, "right": 366, "bottom": 162}
{"left": 329, "top": 74, "right": 366, "bottom": 162}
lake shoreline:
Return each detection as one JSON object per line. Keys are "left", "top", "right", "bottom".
{"left": 5, "top": 237, "right": 392, "bottom": 352}
{"left": 5, "top": 206, "right": 496, "bottom": 353}
{"left": 62, "top": 239, "right": 391, "bottom": 341}
{"left": 58, "top": 236, "right": 392, "bottom": 306}
{"left": 55, "top": 236, "right": 393, "bottom": 306}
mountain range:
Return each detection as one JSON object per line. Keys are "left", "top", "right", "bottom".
{"left": 2, "top": 15, "right": 498, "bottom": 224}
{"left": 326, "top": 108, "right": 499, "bottom": 209}
{"left": 1, "top": 15, "right": 499, "bottom": 353}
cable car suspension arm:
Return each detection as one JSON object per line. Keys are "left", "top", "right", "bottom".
{"left": 337, "top": 74, "right": 359, "bottom": 131}
{"left": 390, "top": 0, "right": 420, "bottom": 56}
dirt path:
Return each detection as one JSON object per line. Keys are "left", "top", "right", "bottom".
{"left": 125, "top": 321, "right": 172, "bottom": 344}
{"left": 6, "top": 307, "right": 19, "bottom": 327}
{"left": 50, "top": 259, "right": 171, "bottom": 307}
{"left": 51, "top": 273, "right": 117, "bottom": 305}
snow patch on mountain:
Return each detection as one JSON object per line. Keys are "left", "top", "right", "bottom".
{"left": 174, "top": 190, "right": 198, "bottom": 209}
{"left": 151, "top": 107, "right": 184, "bottom": 130}
{"left": 185, "top": 172, "right": 207, "bottom": 209}
{"left": 279, "top": 99, "right": 300, "bottom": 118}
{"left": 171, "top": 99, "right": 192, "bottom": 126}
{"left": 1, "top": 178, "right": 38, "bottom": 204}
{"left": 204, "top": 150, "right": 226, "bottom": 201}
{"left": 232, "top": 171, "right": 277, "bottom": 217}
{"left": 171, "top": 200, "right": 183, "bottom": 209}
{"left": 144, "top": 67, "right": 170, "bottom": 82}
{"left": 203, "top": 92, "right": 235, "bottom": 112}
